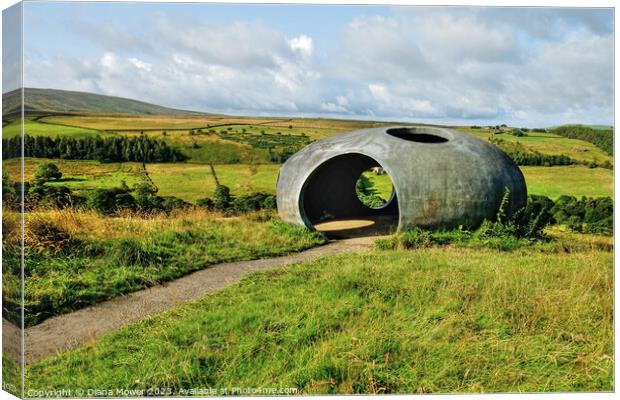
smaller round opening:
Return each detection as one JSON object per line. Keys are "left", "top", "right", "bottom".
{"left": 386, "top": 127, "right": 449, "bottom": 143}
{"left": 355, "top": 167, "right": 394, "bottom": 209}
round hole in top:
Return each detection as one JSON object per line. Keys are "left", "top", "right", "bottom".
{"left": 386, "top": 127, "right": 449, "bottom": 143}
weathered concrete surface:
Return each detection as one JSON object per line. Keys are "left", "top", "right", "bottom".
{"left": 277, "top": 126, "right": 527, "bottom": 230}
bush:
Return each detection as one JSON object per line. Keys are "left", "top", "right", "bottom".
{"left": 27, "top": 183, "right": 82, "bottom": 209}
{"left": 552, "top": 195, "right": 613, "bottom": 235}
{"left": 231, "top": 193, "right": 276, "bottom": 213}
{"left": 509, "top": 194, "right": 555, "bottom": 238}
{"left": 160, "top": 196, "right": 191, "bottom": 212}
{"left": 87, "top": 188, "right": 125, "bottom": 214}
{"left": 268, "top": 147, "right": 298, "bottom": 163}
{"left": 133, "top": 184, "right": 159, "bottom": 211}
{"left": 213, "top": 185, "right": 231, "bottom": 211}
{"left": 34, "top": 162, "right": 62, "bottom": 182}
{"left": 196, "top": 197, "right": 214, "bottom": 209}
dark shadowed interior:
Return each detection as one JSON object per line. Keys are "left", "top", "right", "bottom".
{"left": 300, "top": 153, "right": 399, "bottom": 236}
{"left": 386, "top": 127, "right": 449, "bottom": 143}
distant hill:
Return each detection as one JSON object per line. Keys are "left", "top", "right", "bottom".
{"left": 2, "top": 88, "right": 205, "bottom": 116}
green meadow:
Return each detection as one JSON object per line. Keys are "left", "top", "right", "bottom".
{"left": 26, "top": 245, "right": 612, "bottom": 393}
{"left": 520, "top": 166, "right": 613, "bottom": 199}
{"left": 459, "top": 127, "right": 613, "bottom": 164}
{"left": 3, "top": 158, "right": 612, "bottom": 203}
{"left": 3, "top": 117, "right": 103, "bottom": 139}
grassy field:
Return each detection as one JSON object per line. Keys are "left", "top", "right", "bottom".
{"left": 4, "top": 159, "right": 612, "bottom": 203}
{"left": 3, "top": 209, "right": 326, "bottom": 326}
{"left": 457, "top": 127, "right": 613, "bottom": 165}
{"left": 37, "top": 115, "right": 391, "bottom": 163}
{"left": 520, "top": 166, "right": 613, "bottom": 199}
{"left": 9, "top": 114, "right": 612, "bottom": 170}
{"left": 147, "top": 163, "right": 280, "bottom": 203}
{"left": 26, "top": 243, "right": 612, "bottom": 394}
{"left": 3, "top": 117, "right": 103, "bottom": 139}
{"left": 41, "top": 115, "right": 391, "bottom": 140}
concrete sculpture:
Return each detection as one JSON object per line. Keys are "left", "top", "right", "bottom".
{"left": 276, "top": 126, "right": 527, "bottom": 232}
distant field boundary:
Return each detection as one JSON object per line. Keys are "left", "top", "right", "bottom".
{"left": 36, "top": 114, "right": 294, "bottom": 133}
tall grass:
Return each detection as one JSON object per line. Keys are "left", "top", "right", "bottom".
{"left": 3, "top": 209, "right": 326, "bottom": 326}
{"left": 26, "top": 247, "right": 612, "bottom": 393}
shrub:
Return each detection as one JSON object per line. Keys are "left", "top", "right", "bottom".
{"left": 213, "top": 185, "right": 232, "bottom": 210}
{"left": 133, "top": 184, "right": 159, "bottom": 211}
{"left": 34, "top": 162, "right": 62, "bottom": 182}
{"left": 196, "top": 197, "right": 214, "bottom": 209}
{"left": 509, "top": 194, "right": 554, "bottom": 238}
{"left": 161, "top": 196, "right": 191, "bottom": 212}
{"left": 27, "top": 183, "right": 81, "bottom": 209}
{"left": 552, "top": 195, "right": 613, "bottom": 235}
{"left": 231, "top": 193, "right": 276, "bottom": 213}
{"left": 262, "top": 195, "right": 277, "bottom": 210}
{"left": 87, "top": 188, "right": 123, "bottom": 214}
{"left": 2, "top": 212, "right": 21, "bottom": 251}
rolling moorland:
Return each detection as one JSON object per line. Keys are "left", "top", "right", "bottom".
{"left": 2, "top": 88, "right": 614, "bottom": 394}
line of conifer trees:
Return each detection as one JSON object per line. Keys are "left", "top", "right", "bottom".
{"left": 2, "top": 135, "right": 187, "bottom": 163}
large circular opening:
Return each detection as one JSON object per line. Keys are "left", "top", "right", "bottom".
{"left": 386, "top": 127, "right": 449, "bottom": 143}
{"left": 300, "top": 153, "right": 399, "bottom": 237}
{"left": 355, "top": 167, "right": 394, "bottom": 209}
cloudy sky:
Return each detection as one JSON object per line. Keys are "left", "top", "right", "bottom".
{"left": 5, "top": 2, "right": 614, "bottom": 127}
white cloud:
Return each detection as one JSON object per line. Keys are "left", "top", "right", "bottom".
{"left": 22, "top": 7, "right": 613, "bottom": 126}
{"left": 128, "top": 57, "right": 152, "bottom": 72}
{"left": 100, "top": 52, "right": 119, "bottom": 71}
{"left": 288, "top": 35, "right": 314, "bottom": 59}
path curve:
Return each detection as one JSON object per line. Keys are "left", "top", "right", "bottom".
{"left": 23, "top": 237, "right": 375, "bottom": 364}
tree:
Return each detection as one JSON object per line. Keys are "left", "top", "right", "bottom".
{"left": 133, "top": 183, "right": 159, "bottom": 211}
{"left": 213, "top": 185, "right": 231, "bottom": 210}
{"left": 34, "top": 163, "right": 62, "bottom": 183}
